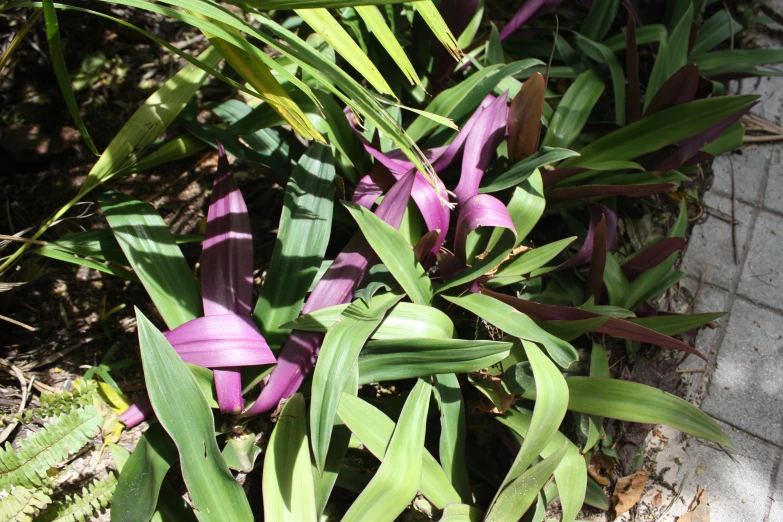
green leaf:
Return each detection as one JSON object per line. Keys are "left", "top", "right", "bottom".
{"left": 579, "top": 0, "right": 619, "bottom": 42}
{"left": 337, "top": 393, "right": 461, "bottom": 509}
{"left": 415, "top": 0, "right": 461, "bottom": 62}
{"left": 602, "top": 253, "right": 631, "bottom": 307}
{"left": 34, "top": 245, "right": 137, "bottom": 281}
{"left": 100, "top": 192, "right": 201, "bottom": 329}
{"left": 521, "top": 377, "right": 730, "bottom": 445}
{"left": 495, "top": 237, "right": 576, "bottom": 278}
{"left": 443, "top": 293, "right": 578, "bottom": 368}
{"left": 263, "top": 394, "right": 317, "bottom": 522}
{"left": 486, "top": 23, "right": 504, "bottom": 65}
{"left": 342, "top": 380, "right": 431, "bottom": 522}
{"left": 486, "top": 443, "right": 567, "bottom": 522}
{"left": 41, "top": 0, "right": 99, "bottom": 156}
{"left": 356, "top": 5, "right": 422, "bottom": 86}
{"left": 627, "top": 312, "right": 724, "bottom": 335}
{"left": 494, "top": 407, "right": 587, "bottom": 522}
{"left": 479, "top": 148, "right": 580, "bottom": 194}
{"left": 222, "top": 433, "right": 262, "bottom": 473}
{"left": 542, "top": 68, "right": 606, "bottom": 149}
{"left": 311, "top": 291, "right": 402, "bottom": 472}
{"left": 297, "top": 8, "right": 393, "bottom": 96}
{"left": 438, "top": 227, "right": 516, "bottom": 294}
{"left": 135, "top": 308, "right": 253, "bottom": 522}
{"left": 493, "top": 342, "right": 568, "bottom": 495}
{"left": 358, "top": 338, "right": 512, "bottom": 383}
{"left": 507, "top": 170, "right": 546, "bottom": 245}
{"left": 439, "top": 503, "right": 484, "bottom": 521}
{"left": 344, "top": 202, "right": 433, "bottom": 305}
{"left": 433, "top": 374, "right": 471, "bottom": 502}
{"left": 282, "top": 301, "right": 455, "bottom": 340}
{"left": 406, "top": 60, "right": 543, "bottom": 142}
{"left": 603, "top": 24, "right": 668, "bottom": 52}
{"left": 693, "top": 48, "right": 783, "bottom": 77}
{"left": 691, "top": 10, "right": 743, "bottom": 57}
{"left": 645, "top": 4, "right": 693, "bottom": 108}
{"left": 111, "top": 424, "right": 177, "bottom": 522}
{"left": 254, "top": 144, "right": 336, "bottom": 347}
{"left": 561, "top": 95, "right": 759, "bottom": 167}
{"left": 84, "top": 46, "right": 220, "bottom": 192}
{"left": 573, "top": 34, "right": 626, "bottom": 126}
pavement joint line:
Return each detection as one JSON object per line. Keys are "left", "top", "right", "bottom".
{"left": 702, "top": 412, "right": 783, "bottom": 452}
{"left": 760, "top": 204, "right": 783, "bottom": 221}
{"left": 764, "top": 453, "right": 782, "bottom": 520}
{"left": 692, "top": 128, "right": 774, "bottom": 414}
{"left": 732, "top": 293, "right": 783, "bottom": 317}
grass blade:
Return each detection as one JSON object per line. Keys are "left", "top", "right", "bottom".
{"left": 297, "top": 8, "right": 393, "bottom": 96}
{"left": 41, "top": 0, "right": 99, "bottom": 155}
{"left": 356, "top": 5, "right": 422, "bottom": 86}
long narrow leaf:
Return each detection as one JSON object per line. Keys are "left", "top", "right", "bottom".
{"left": 136, "top": 309, "right": 253, "bottom": 521}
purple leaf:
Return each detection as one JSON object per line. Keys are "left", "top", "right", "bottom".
{"left": 243, "top": 172, "right": 415, "bottom": 415}
{"left": 479, "top": 288, "right": 707, "bottom": 359}
{"left": 644, "top": 64, "right": 700, "bottom": 117}
{"left": 559, "top": 203, "right": 617, "bottom": 270}
{"left": 542, "top": 166, "right": 591, "bottom": 188}
{"left": 453, "top": 94, "right": 509, "bottom": 207}
{"left": 119, "top": 397, "right": 153, "bottom": 428}
{"left": 454, "top": 194, "right": 516, "bottom": 263}
{"left": 508, "top": 73, "right": 546, "bottom": 162}
{"left": 201, "top": 142, "right": 253, "bottom": 316}
{"left": 499, "top": 0, "right": 563, "bottom": 40}
{"left": 545, "top": 183, "right": 675, "bottom": 204}
{"left": 431, "top": 94, "right": 497, "bottom": 172}
{"left": 621, "top": 237, "right": 686, "bottom": 278}
{"left": 352, "top": 165, "right": 395, "bottom": 209}
{"left": 163, "top": 314, "right": 276, "bottom": 368}
{"left": 585, "top": 215, "right": 607, "bottom": 302}
{"left": 645, "top": 104, "right": 755, "bottom": 172}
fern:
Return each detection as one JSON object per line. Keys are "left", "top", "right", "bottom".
{"left": 0, "top": 406, "right": 103, "bottom": 491}
{"left": 1, "top": 384, "right": 100, "bottom": 427}
{"left": 34, "top": 474, "right": 116, "bottom": 522}
{"left": 0, "top": 486, "right": 51, "bottom": 522}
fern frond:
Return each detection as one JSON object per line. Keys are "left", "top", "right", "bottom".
{"left": 1, "top": 384, "right": 100, "bottom": 427}
{"left": 0, "top": 406, "right": 103, "bottom": 491}
{"left": 35, "top": 473, "right": 116, "bottom": 522}
{"left": 0, "top": 485, "right": 51, "bottom": 522}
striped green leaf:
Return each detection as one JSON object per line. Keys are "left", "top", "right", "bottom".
{"left": 136, "top": 309, "right": 252, "bottom": 522}
{"left": 344, "top": 202, "right": 433, "bottom": 305}
{"left": 356, "top": 5, "right": 422, "bottom": 86}
{"left": 337, "top": 393, "right": 460, "bottom": 509}
{"left": 262, "top": 394, "right": 317, "bottom": 522}
{"left": 543, "top": 68, "right": 606, "bottom": 149}
{"left": 342, "top": 380, "right": 431, "bottom": 522}
{"left": 254, "top": 144, "right": 336, "bottom": 347}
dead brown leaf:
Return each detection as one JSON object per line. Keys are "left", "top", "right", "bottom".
{"left": 652, "top": 491, "right": 662, "bottom": 508}
{"left": 676, "top": 486, "right": 710, "bottom": 522}
{"left": 612, "top": 470, "right": 650, "bottom": 517}
{"left": 588, "top": 452, "right": 615, "bottom": 486}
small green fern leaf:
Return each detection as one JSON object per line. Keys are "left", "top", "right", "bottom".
{"left": 34, "top": 473, "right": 116, "bottom": 522}
{"left": 0, "top": 485, "right": 51, "bottom": 522}
{"left": 1, "top": 384, "right": 100, "bottom": 427}
{"left": 0, "top": 406, "right": 103, "bottom": 491}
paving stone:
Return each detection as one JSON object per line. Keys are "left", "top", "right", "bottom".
{"left": 681, "top": 192, "right": 753, "bottom": 290}
{"left": 762, "top": 146, "right": 783, "bottom": 215}
{"left": 737, "top": 211, "right": 783, "bottom": 310}
{"left": 648, "top": 423, "right": 781, "bottom": 522}
{"left": 768, "top": 460, "right": 783, "bottom": 522}
{"left": 741, "top": 75, "right": 783, "bottom": 126}
{"left": 709, "top": 147, "right": 770, "bottom": 205}
{"left": 700, "top": 298, "right": 783, "bottom": 444}
{"left": 677, "top": 278, "right": 731, "bottom": 403}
